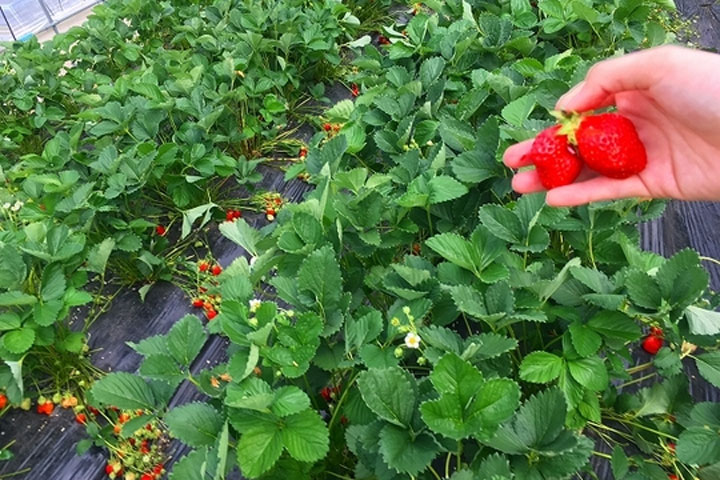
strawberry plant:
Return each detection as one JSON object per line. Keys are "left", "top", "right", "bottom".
{"left": 2, "top": 0, "right": 720, "bottom": 479}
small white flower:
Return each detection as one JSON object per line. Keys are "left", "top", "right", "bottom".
{"left": 249, "top": 299, "right": 261, "bottom": 313}
{"left": 58, "top": 68, "right": 67, "bottom": 77}
{"left": 249, "top": 256, "right": 257, "bottom": 267}
{"left": 36, "top": 96, "right": 44, "bottom": 103}
{"left": 122, "top": 17, "right": 132, "bottom": 27}
{"left": 404, "top": 332, "right": 421, "bottom": 349}
{"left": 2, "top": 202, "right": 10, "bottom": 210}
{"left": 11, "top": 200, "right": 23, "bottom": 212}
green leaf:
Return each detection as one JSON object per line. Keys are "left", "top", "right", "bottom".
{"left": 167, "top": 315, "right": 208, "bottom": 367}
{"left": 272, "top": 387, "right": 311, "bottom": 418}
{"left": 237, "top": 427, "right": 283, "bottom": 478}
{"left": 492, "top": 388, "right": 569, "bottom": 453}
{"left": 677, "top": 427, "right": 720, "bottom": 465}
{"left": 611, "top": 445, "right": 629, "bottom": 479}
{"left": 89, "top": 372, "right": 156, "bottom": 410}
{"left": 220, "top": 219, "right": 262, "bottom": 257}
{"left": 86, "top": 238, "right": 115, "bottom": 275}
{"left": 2, "top": 328, "right": 36, "bottom": 354}
{"left": 297, "top": 245, "right": 342, "bottom": 321}
{"left": 41, "top": 263, "right": 66, "bottom": 301}
{"left": 419, "top": 57, "right": 446, "bottom": 88}
{"left": 357, "top": 368, "right": 416, "bottom": 427}
{"left": 379, "top": 424, "right": 441, "bottom": 476}
{"left": 567, "top": 357, "right": 608, "bottom": 391}
{"left": 501, "top": 95, "right": 535, "bottom": 127}
{"left": 587, "top": 311, "right": 641, "bottom": 341}
{"left": 519, "top": 352, "right": 563, "bottom": 383}
{"left": 165, "top": 403, "right": 224, "bottom": 447}
{"left": 685, "top": 305, "right": 720, "bottom": 336}
{"left": 696, "top": 352, "right": 720, "bottom": 389}
{"left": 421, "top": 353, "right": 519, "bottom": 440}
{"left": 568, "top": 323, "right": 602, "bottom": 357}
{"left": 281, "top": 409, "right": 330, "bottom": 462}
{"left": 428, "top": 176, "right": 468, "bottom": 204}
{"left": 0, "top": 291, "right": 38, "bottom": 307}
{"left": 466, "top": 333, "right": 518, "bottom": 360}
{"left": 139, "top": 354, "right": 185, "bottom": 385}
{"left": 33, "top": 300, "right": 63, "bottom": 327}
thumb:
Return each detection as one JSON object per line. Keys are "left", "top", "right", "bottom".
{"left": 556, "top": 47, "right": 668, "bottom": 112}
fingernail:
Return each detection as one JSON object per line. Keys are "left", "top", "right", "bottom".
{"left": 557, "top": 81, "right": 585, "bottom": 110}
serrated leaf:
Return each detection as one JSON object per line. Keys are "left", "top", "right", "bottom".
{"left": 2, "top": 328, "right": 35, "bottom": 354}
{"left": 237, "top": 427, "right": 283, "bottom": 478}
{"left": 568, "top": 323, "right": 602, "bottom": 357}
{"left": 90, "top": 372, "right": 156, "bottom": 410}
{"left": 166, "top": 403, "right": 224, "bottom": 447}
{"left": 357, "top": 368, "right": 416, "bottom": 427}
{"left": 86, "top": 238, "right": 115, "bottom": 275}
{"left": 167, "top": 315, "right": 207, "bottom": 367}
{"left": 219, "top": 219, "right": 261, "bottom": 257}
{"left": 685, "top": 305, "right": 720, "bottom": 336}
{"left": 419, "top": 57, "right": 446, "bottom": 88}
{"left": 379, "top": 424, "right": 440, "bottom": 476}
{"left": 501, "top": 95, "right": 535, "bottom": 127}
{"left": 421, "top": 353, "right": 519, "bottom": 440}
{"left": 281, "top": 409, "right": 329, "bottom": 462}
{"left": 428, "top": 175, "right": 468, "bottom": 204}
{"left": 271, "top": 387, "right": 311, "bottom": 417}
{"left": 520, "top": 351, "right": 563, "bottom": 383}
{"left": 567, "top": 356, "right": 608, "bottom": 391}
{"left": 696, "top": 352, "right": 720, "bottom": 389}
{"left": 139, "top": 354, "right": 184, "bottom": 385}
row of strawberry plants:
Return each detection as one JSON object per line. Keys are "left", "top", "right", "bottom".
{"left": 83, "top": 1, "right": 720, "bottom": 480}
{"left": 0, "top": 0, "right": 393, "bottom": 406}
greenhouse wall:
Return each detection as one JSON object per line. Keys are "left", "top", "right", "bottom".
{"left": 0, "top": 0, "right": 100, "bottom": 41}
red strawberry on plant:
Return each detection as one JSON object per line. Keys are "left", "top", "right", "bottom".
{"left": 524, "top": 126, "right": 582, "bottom": 189}
{"left": 642, "top": 334, "right": 663, "bottom": 355}
{"left": 37, "top": 401, "right": 54, "bottom": 415}
{"left": 206, "top": 309, "right": 217, "bottom": 320}
{"left": 323, "top": 123, "right": 332, "bottom": 131}
{"left": 378, "top": 35, "right": 390, "bottom": 45}
{"left": 0, "top": 393, "right": 7, "bottom": 409}
{"left": 668, "top": 475, "right": 678, "bottom": 480}
{"left": 154, "top": 464, "right": 165, "bottom": 475}
{"left": 320, "top": 387, "right": 332, "bottom": 402}
{"left": 75, "top": 413, "right": 87, "bottom": 425}
{"left": 211, "top": 264, "right": 222, "bottom": 276}
{"left": 141, "top": 474, "right": 153, "bottom": 480}
{"left": 351, "top": 83, "right": 359, "bottom": 97}
{"left": 199, "top": 261, "right": 209, "bottom": 272}
{"left": 299, "top": 147, "right": 308, "bottom": 158}
{"left": 105, "top": 464, "right": 114, "bottom": 475}
{"left": 573, "top": 112, "right": 647, "bottom": 178}
{"left": 192, "top": 298, "right": 204, "bottom": 308}
{"left": 155, "top": 225, "right": 166, "bottom": 236}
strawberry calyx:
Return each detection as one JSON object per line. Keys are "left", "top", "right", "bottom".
{"left": 551, "top": 110, "right": 585, "bottom": 145}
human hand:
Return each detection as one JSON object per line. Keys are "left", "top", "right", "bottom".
{"left": 503, "top": 45, "right": 720, "bottom": 207}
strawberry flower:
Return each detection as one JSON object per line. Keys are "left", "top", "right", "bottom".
{"left": 404, "top": 332, "right": 421, "bottom": 349}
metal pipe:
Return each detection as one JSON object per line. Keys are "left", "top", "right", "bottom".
{"left": 0, "top": 6, "right": 16, "bottom": 41}
{"left": 36, "top": 0, "right": 59, "bottom": 33}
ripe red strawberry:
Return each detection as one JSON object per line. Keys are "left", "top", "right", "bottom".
{"left": 233, "top": 210, "right": 242, "bottom": 219}
{"left": 525, "top": 126, "right": 582, "bottom": 189}
{"left": 154, "top": 464, "right": 165, "bottom": 474}
{"left": 320, "top": 387, "right": 332, "bottom": 402}
{"left": 211, "top": 264, "right": 222, "bottom": 276}
{"left": 323, "top": 123, "right": 332, "bottom": 131}
{"left": 75, "top": 413, "right": 87, "bottom": 425}
{"left": 37, "top": 401, "right": 54, "bottom": 415}
{"left": 299, "top": 147, "right": 308, "bottom": 158}
{"left": 192, "top": 298, "right": 204, "bottom": 308}
{"left": 105, "top": 464, "right": 114, "bottom": 475}
{"left": 378, "top": 35, "right": 390, "bottom": 45}
{"left": 667, "top": 442, "right": 675, "bottom": 453}
{"left": 206, "top": 309, "right": 217, "bottom": 320}
{"left": 642, "top": 334, "right": 663, "bottom": 355}
{"left": 574, "top": 113, "right": 646, "bottom": 179}
{"left": 668, "top": 475, "right": 678, "bottom": 480}
{"left": 118, "top": 412, "right": 130, "bottom": 424}
{"left": 351, "top": 84, "right": 359, "bottom": 97}
{"left": 141, "top": 474, "right": 153, "bottom": 480}
{"left": 650, "top": 326, "right": 664, "bottom": 337}
{"left": 0, "top": 393, "right": 7, "bottom": 409}
{"left": 155, "top": 225, "right": 166, "bottom": 236}
{"left": 199, "top": 261, "right": 209, "bottom": 272}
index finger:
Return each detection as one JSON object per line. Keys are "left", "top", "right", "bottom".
{"left": 503, "top": 139, "right": 534, "bottom": 168}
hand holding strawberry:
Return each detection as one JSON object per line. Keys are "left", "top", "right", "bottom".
{"left": 505, "top": 45, "right": 720, "bottom": 206}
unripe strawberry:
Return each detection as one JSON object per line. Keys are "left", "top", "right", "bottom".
{"left": 642, "top": 334, "right": 663, "bottom": 355}
{"left": 574, "top": 113, "right": 647, "bottom": 178}
{"left": 525, "top": 126, "right": 582, "bottom": 189}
